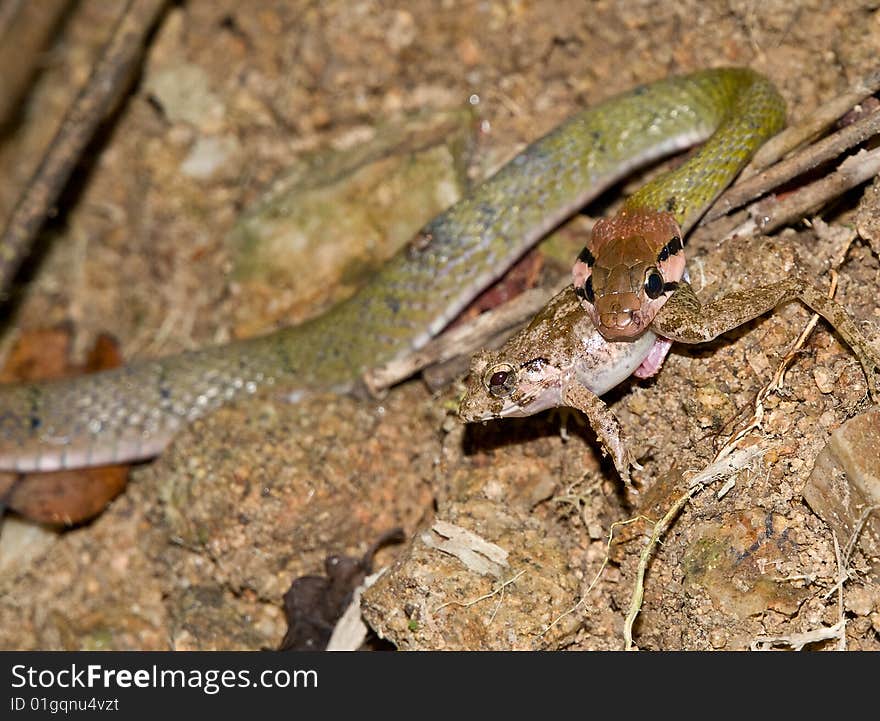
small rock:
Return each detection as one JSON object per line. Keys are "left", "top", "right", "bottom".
{"left": 226, "top": 109, "right": 474, "bottom": 329}
{"left": 145, "top": 63, "right": 225, "bottom": 130}
{"left": 812, "top": 367, "right": 837, "bottom": 394}
{"left": 767, "top": 408, "right": 793, "bottom": 435}
{"left": 180, "top": 135, "right": 241, "bottom": 180}
{"left": 708, "top": 628, "right": 727, "bottom": 649}
{"left": 457, "top": 37, "right": 482, "bottom": 66}
{"left": 386, "top": 10, "right": 416, "bottom": 52}
{"left": 818, "top": 410, "right": 837, "bottom": 429}
{"left": 803, "top": 406, "right": 880, "bottom": 574}
{"left": 844, "top": 585, "right": 877, "bottom": 617}
{"left": 0, "top": 517, "right": 59, "bottom": 576}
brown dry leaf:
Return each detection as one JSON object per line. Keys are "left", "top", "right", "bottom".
{"left": 0, "top": 330, "right": 129, "bottom": 526}
{"left": 4, "top": 466, "right": 130, "bottom": 525}
{"left": 0, "top": 327, "right": 73, "bottom": 382}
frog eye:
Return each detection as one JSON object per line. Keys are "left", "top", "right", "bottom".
{"left": 644, "top": 268, "right": 665, "bottom": 299}
{"left": 483, "top": 363, "right": 517, "bottom": 398}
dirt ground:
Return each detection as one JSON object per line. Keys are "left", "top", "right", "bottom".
{"left": 1, "top": 0, "right": 879, "bottom": 650}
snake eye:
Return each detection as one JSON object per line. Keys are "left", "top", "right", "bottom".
{"left": 644, "top": 268, "right": 665, "bottom": 299}
{"left": 581, "top": 276, "right": 595, "bottom": 303}
{"left": 483, "top": 363, "right": 517, "bottom": 398}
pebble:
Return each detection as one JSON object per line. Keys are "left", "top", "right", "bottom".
{"left": 812, "top": 367, "right": 837, "bottom": 394}
{"left": 803, "top": 407, "right": 880, "bottom": 566}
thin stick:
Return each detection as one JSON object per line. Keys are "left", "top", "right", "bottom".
{"left": 0, "top": 0, "right": 168, "bottom": 300}
{"left": 755, "top": 147, "right": 880, "bottom": 235}
{"left": 706, "top": 107, "right": 880, "bottom": 221}
{"left": 744, "top": 66, "right": 880, "bottom": 175}
{"left": 691, "top": 146, "right": 880, "bottom": 250}
{"left": 750, "top": 620, "right": 845, "bottom": 651}
{"left": 433, "top": 569, "right": 526, "bottom": 617}
{"left": 0, "top": 0, "right": 72, "bottom": 127}
{"left": 833, "top": 531, "right": 847, "bottom": 651}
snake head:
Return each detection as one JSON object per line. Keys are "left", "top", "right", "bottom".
{"left": 572, "top": 208, "right": 685, "bottom": 340}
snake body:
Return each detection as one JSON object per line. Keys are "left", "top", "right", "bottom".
{"left": 0, "top": 68, "right": 785, "bottom": 471}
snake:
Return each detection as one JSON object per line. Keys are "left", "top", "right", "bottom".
{"left": 0, "top": 67, "right": 785, "bottom": 472}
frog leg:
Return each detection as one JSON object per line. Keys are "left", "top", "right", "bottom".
{"left": 650, "top": 277, "right": 880, "bottom": 398}
{"left": 561, "top": 383, "right": 640, "bottom": 485}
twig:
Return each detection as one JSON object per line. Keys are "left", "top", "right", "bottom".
{"left": 750, "top": 620, "right": 845, "bottom": 651}
{"left": 746, "top": 147, "right": 880, "bottom": 236}
{"left": 833, "top": 531, "right": 847, "bottom": 651}
{"left": 691, "top": 66, "right": 880, "bottom": 247}
{"left": 691, "top": 145, "right": 880, "bottom": 251}
{"left": 0, "top": 0, "right": 72, "bottom": 128}
{"left": 707, "top": 106, "right": 880, "bottom": 221}
{"left": 744, "top": 66, "right": 880, "bottom": 174}
{"left": 842, "top": 504, "right": 880, "bottom": 565}
{"left": 0, "top": 0, "right": 169, "bottom": 300}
